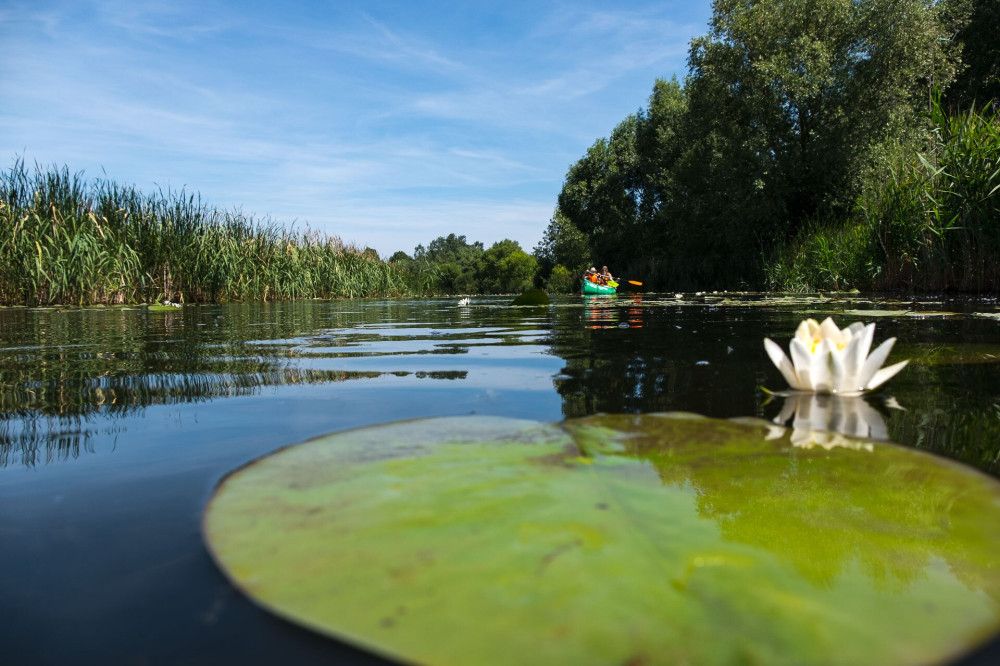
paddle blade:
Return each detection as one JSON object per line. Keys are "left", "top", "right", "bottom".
{"left": 628, "top": 280, "right": 643, "bottom": 286}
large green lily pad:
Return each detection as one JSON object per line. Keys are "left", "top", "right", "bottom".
{"left": 203, "top": 414, "right": 1000, "bottom": 665}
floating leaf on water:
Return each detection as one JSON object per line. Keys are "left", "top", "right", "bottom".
{"left": 510, "top": 289, "right": 550, "bottom": 306}
{"left": 842, "top": 309, "right": 909, "bottom": 318}
{"left": 904, "top": 311, "right": 960, "bottom": 318}
{"left": 204, "top": 414, "right": 1000, "bottom": 666}
{"left": 841, "top": 309, "right": 959, "bottom": 319}
{"left": 973, "top": 312, "right": 1000, "bottom": 321}
{"left": 147, "top": 304, "right": 181, "bottom": 312}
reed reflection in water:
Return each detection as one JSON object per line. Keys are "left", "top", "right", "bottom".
{"left": 0, "top": 301, "right": 503, "bottom": 468}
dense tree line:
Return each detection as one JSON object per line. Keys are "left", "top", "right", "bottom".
{"left": 390, "top": 233, "right": 538, "bottom": 295}
{"left": 536, "top": 0, "right": 1000, "bottom": 292}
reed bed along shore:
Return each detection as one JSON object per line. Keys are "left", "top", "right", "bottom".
{"left": 765, "top": 100, "right": 1000, "bottom": 293}
{"left": 0, "top": 159, "right": 410, "bottom": 306}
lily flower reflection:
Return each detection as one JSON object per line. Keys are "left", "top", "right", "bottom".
{"left": 768, "top": 393, "right": 895, "bottom": 451}
{"left": 764, "top": 317, "right": 908, "bottom": 395}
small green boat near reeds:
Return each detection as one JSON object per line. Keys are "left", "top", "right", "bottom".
{"left": 581, "top": 279, "right": 617, "bottom": 296}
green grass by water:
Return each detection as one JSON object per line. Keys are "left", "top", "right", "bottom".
{"left": 0, "top": 158, "right": 410, "bottom": 306}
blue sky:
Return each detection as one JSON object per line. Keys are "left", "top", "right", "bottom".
{"left": 1, "top": 1, "right": 712, "bottom": 258}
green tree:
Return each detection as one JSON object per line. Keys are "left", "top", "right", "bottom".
{"left": 477, "top": 239, "right": 538, "bottom": 294}
{"left": 557, "top": 115, "right": 641, "bottom": 270}
{"left": 664, "top": 0, "right": 961, "bottom": 285}
{"left": 388, "top": 250, "right": 412, "bottom": 264}
{"left": 413, "top": 234, "right": 484, "bottom": 293}
{"left": 944, "top": 0, "right": 1000, "bottom": 111}
{"left": 635, "top": 78, "right": 687, "bottom": 224}
{"left": 544, "top": 265, "right": 578, "bottom": 293}
{"left": 533, "top": 209, "right": 592, "bottom": 283}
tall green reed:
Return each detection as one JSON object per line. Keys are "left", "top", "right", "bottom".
{"left": 0, "top": 159, "right": 413, "bottom": 305}
{"left": 766, "top": 98, "right": 1000, "bottom": 292}
{"left": 863, "top": 98, "right": 1000, "bottom": 291}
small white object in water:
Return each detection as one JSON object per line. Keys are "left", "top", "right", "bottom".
{"left": 458, "top": 297, "right": 470, "bottom": 307}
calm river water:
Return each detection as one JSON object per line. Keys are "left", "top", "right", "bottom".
{"left": 2, "top": 295, "right": 999, "bottom": 664}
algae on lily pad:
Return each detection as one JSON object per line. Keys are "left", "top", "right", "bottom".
{"left": 203, "top": 414, "right": 1000, "bottom": 666}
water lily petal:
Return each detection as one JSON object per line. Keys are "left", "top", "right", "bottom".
{"left": 827, "top": 341, "right": 849, "bottom": 393}
{"left": 789, "top": 338, "right": 814, "bottom": 389}
{"left": 795, "top": 319, "right": 820, "bottom": 349}
{"left": 839, "top": 324, "right": 875, "bottom": 391}
{"left": 819, "top": 317, "right": 842, "bottom": 342}
{"left": 857, "top": 337, "right": 897, "bottom": 389}
{"left": 798, "top": 318, "right": 820, "bottom": 338}
{"left": 865, "top": 359, "right": 910, "bottom": 391}
{"left": 764, "top": 338, "right": 800, "bottom": 389}
{"left": 811, "top": 339, "right": 834, "bottom": 393}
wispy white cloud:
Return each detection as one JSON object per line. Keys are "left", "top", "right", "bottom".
{"left": 288, "top": 199, "right": 555, "bottom": 257}
{"left": 355, "top": 13, "right": 469, "bottom": 74}
{"left": 93, "top": 0, "right": 236, "bottom": 41}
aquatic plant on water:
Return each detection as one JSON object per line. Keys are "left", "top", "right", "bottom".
{"left": 203, "top": 413, "right": 1000, "bottom": 666}
{"left": 764, "top": 317, "right": 908, "bottom": 395}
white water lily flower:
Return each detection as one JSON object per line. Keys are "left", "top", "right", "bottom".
{"left": 764, "top": 317, "right": 908, "bottom": 395}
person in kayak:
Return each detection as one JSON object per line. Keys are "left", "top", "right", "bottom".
{"left": 599, "top": 266, "right": 614, "bottom": 285}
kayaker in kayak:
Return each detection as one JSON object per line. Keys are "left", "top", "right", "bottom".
{"left": 581, "top": 267, "right": 617, "bottom": 295}
{"left": 599, "top": 266, "right": 614, "bottom": 285}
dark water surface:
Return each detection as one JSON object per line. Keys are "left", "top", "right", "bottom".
{"left": 2, "top": 295, "right": 999, "bottom": 664}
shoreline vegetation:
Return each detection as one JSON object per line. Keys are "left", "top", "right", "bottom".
{"left": 536, "top": 0, "right": 1000, "bottom": 295}
{"left": 0, "top": 158, "right": 408, "bottom": 306}
{"left": 0, "top": 160, "right": 540, "bottom": 306}
{"left": 4, "top": 1, "right": 998, "bottom": 304}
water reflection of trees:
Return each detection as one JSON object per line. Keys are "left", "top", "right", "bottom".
{"left": 547, "top": 304, "right": 1000, "bottom": 477}
{"left": 0, "top": 303, "right": 471, "bottom": 467}
{"left": 0, "top": 367, "right": 382, "bottom": 468}
{"left": 550, "top": 302, "right": 767, "bottom": 421}
{"left": 565, "top": 414, "right": 1000, "bottom": 603}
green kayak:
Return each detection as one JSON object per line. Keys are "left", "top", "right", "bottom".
{"left": 581, "top": 279, "right": 617, "bottom": 296}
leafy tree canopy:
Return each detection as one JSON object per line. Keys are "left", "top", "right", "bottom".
{"left": 478, "top": 239, "right": 538, "bottom": 294}
{"left": 944, "top": 0, "right": 1000, "bottom": 111}
{"left": 533, "top": 209, "right": 592, "bottom": 280}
